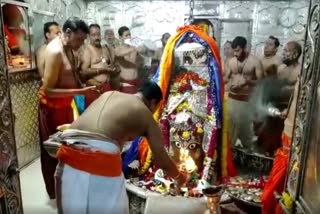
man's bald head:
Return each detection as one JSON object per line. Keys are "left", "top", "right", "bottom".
{"left": 287, "top": 41, "right": 302, "bottom": 59}
{"left": 282, "top": 41, "right": 302, "bottom": 65}
{"left": 105, "top": 28, "right": 115, "bottom": 42}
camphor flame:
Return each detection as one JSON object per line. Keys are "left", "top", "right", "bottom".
{"left": 179, "top": 147, "right": 197, "bottom": 173}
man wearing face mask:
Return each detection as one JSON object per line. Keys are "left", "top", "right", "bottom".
{"left": 36, "top": 21, "right": 61, "bottom": 78}
{"left": 277, "top": 41, "right": 302, "bottom": 96}
{"left": 39, "top": 17, "right": 97, "bottom": 199}
{"left": 261, "top": 36, "right": 282, "bottom": 77}
{"left": 224, "top": 36, "right": 263, "bottom": 150}
{"left": 260, "top": 42, "right": 301, "bottom": 214}
{"left": 115, "top": 26, "right": 140, "bottom": 94}
{"left": 81, "top": 24, "right": 120, "bottom": 108}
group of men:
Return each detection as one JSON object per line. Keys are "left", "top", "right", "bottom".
{"left": 35, "top": 17, "right": 179, "bottom": 213}
{"left": 223, "top": 36, "right": 302, "bottom": 213}
{"left": 223, "top": 36, "right": 301, "bottom": 152}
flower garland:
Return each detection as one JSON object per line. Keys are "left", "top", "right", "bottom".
{"left": 138, "top": 72, "right": 208, "bottom": 175}
{"left": 174, "top": 72, "right": 208, "bottom": 94}
{"left": 134, "top": 25, "right": 228, "bottom": 177}
{"left": 138, "top": 148, "right": 152, "bottom": 175}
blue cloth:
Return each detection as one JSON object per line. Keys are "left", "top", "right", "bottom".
{"left": 74, "top": 95, "right": 86, "bottom": 114}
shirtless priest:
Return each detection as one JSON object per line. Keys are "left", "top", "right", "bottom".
{"left": 81, "top": 24, "right": 120, "bottom": 107}
{"left": 225, "top": 36, "right": 264, "bottom": 150}
{"left": 39, "top": 17, "right": 97, "bottom": 199}
{"left": 54, "top": 81, "right": 186, "bottom": 213}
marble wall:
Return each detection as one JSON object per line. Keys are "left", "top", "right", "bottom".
{"left": 29, "top": 0, "right": 87, "bottom": 50}
{"left": 86, "top": 0, "right": 309, "bottom": 57}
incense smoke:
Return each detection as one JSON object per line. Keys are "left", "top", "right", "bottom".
{"left": 249, "top": 77, "right": 291, "bottom": 131}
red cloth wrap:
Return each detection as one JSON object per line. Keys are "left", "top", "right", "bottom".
{"left": 85, "top": 82, "right": 111, "bottom": 108}
{"left": 120, "top": 78, "right": 141, "bottom": 94}
{"left": 56, "top": 145, "right": 122, "bottom": 177}
{"left": 38, "top": 86, "right": 74, "bottom": 199}
{"left": 261, "top": 132, "right": 291, "bottom": 214}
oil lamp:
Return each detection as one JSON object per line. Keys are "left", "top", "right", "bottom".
{"left": 179, "top": 148, "right": 197, "bottom": 174}
{"left": 202, "top": 185, "right": 224, "bottom": 214}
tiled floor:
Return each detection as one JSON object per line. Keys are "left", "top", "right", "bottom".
{"left": 20, "top": 158, "right": 57, "bottom": 214}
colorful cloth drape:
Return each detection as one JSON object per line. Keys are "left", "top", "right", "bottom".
{"left": 74, "top": 95, "right": 86, "bottom": 114}
{"left": 122, "top": 25, "right": 236, "bottom": 179}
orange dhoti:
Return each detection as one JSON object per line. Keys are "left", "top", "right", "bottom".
{"left": 120, "top": 78, "right": 141, "bottom": 94}
{"left": 262, "top": 133, "right": 291, "bottom": 214}
{"left": 55, "top": 136, "right": 128, "bottom": 214}
{"left": 38, "top": 87, "right": 74, "bottom": 199}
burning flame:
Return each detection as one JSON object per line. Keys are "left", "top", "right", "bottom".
{"left": 179, "top": 148, "right": 197, "bottom": 173}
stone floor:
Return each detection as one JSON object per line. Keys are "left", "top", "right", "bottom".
{"left": 20, "top": 158, "right": 57, "bottom": 214}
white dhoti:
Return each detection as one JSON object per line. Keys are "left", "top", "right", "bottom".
{"left": 227, "top": 94, "right": 254, "bottom": 149}
{"left": 55, "top": 136, "right": 129, "bottom": 214}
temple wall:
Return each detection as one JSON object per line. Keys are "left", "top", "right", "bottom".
{"left": 7, "top": 0, "right": 87, "bottom": 168}
{"left": 30, "top": 0, "right": 87, "bottom": 50}
{"left": 86, "top": 0, "right": 309, "bottom": 57}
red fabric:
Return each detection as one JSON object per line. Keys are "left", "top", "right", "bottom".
{"left": 4, "top": 25, "right": 18, "bottom": 47}
{"left": 261, "top": 133, "right": 291, "bottom": 214}
{"left": 38, "top": 87, "right": 74, "bottom": 199}
{"left": 56, "top": 145, "right": 122, "bottom": 177}
{"left": 85, "top": 82, "right": 111, "bottom": 108}
{"left": 120, "top": 79, "right": 141, "bottom": 94}
{"left": 39, "top": 86, "right": 73, "bottom": 109}
{"left": 276, "top": 204, "right": 283, "bottom": 214}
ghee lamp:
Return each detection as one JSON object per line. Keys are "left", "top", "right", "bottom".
{"left": 179, "top": 148, "right": 197, "bottom": 173}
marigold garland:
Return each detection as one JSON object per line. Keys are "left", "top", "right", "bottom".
{"left": 138, "top": 148, "right": 152, "bottom": 175}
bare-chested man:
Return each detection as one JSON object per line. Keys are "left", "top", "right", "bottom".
{"left": 222, "top": 40, "right": 234, "bottom": 84}
{"left": 104, "top": 28, "right": 120, "bottom": 48}
{"left": 36, "top": 21, "right": 61, "bottom": 78}
{"left": 153, "top": 33, "right": 171, "bottom": 62}
{"left": 225, "top": 36, "right": 263, "bottom": 150}
{"left": 115, "top": 26, "right": 140, "bottom": 94}
{"left": 150, "top": 33, "right": 171, "bottom": 76}
{"left": 54, "top": 81, "right": 187, "bottom": 213}
{"left": 261, "top": 36, "right": 282, "bottom": 77}
{"left": 277, "top": 41, "right": 302, "bottom": 97}
{"left": 262, "top": 75, "right": 300, "bottom": 213}
{"left": 39, "top": 17, "right": 96, "bottom": 199}
{"left": 81, "top": 24, "right": 120, "bottom": 107}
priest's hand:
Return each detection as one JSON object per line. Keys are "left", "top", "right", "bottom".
{"left": 170, "top": 171, "right": 188, "bottom": 195}
{"left": 280, "top": 109, "right": 288, "bottom": 119}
